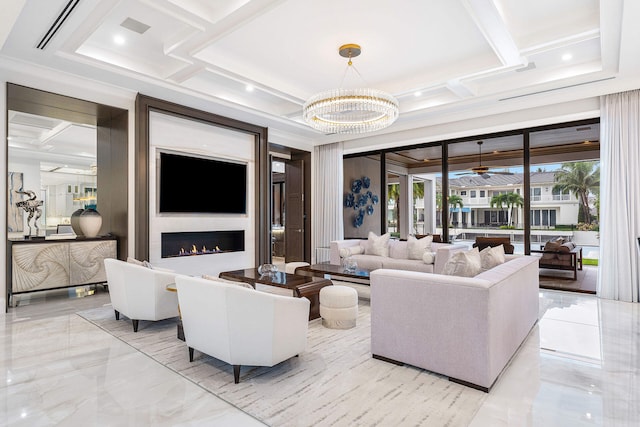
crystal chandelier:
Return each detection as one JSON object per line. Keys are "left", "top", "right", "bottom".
{"left": 303, "top": 44, "right": 399, "bottom": 134}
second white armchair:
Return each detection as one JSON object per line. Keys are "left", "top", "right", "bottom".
{"left": 176, "top": 275, "right": 310, "bottom": 383}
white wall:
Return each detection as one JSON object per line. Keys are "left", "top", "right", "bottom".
{"left": 147, "top": 111, "right": 255, "bottom": 277}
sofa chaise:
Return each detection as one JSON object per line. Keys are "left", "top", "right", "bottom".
{"left": 370, "top": 254, "right": 540, "bottom": 391}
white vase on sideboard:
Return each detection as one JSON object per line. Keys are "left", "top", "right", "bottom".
{"left": 79, "top": 208, "right": 102, "bottom": 238}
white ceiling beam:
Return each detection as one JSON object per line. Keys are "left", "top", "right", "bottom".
{"left": 521, "top": 29, "right": 600, "bottom": 56}
{"left": 446, "top": 79, "right": 477, "bottom": 99}
{"left": 462, "top": 0, "right": 525, "bottom": 67}
{"left": 40, "top": 122, "right": 73, "bottom": 145}
{"left": 0, "top": 0, "right": 26, "bottom": 49}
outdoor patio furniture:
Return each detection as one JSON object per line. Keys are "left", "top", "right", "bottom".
{"left": 472, "top": 237, "right": 514, "bottom": 254}
{"left": 531, "top": 240, "right": 583, "bottom": 280}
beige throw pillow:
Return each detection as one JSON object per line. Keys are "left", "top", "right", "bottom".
{"left": 127, "top": 257, "right": 146, "bottom": 266}
{"left": 442, "top": 248, "right": 482, "bottom": 277}
{"left": 339, "top": 245, "right": 365, "bottom": 258}
{"left": 365, "top": 232, "right": 390, "bottom": 257}
{"left": 127, "top": 257, "right": 155, "bottom": 269}
{"left": 202, "top": 274, "right": 254, "bottom": 289}
{"left": 479, "top": 245, "right": 506, "bottom": 271}
{"left": 407, "top": 234, "right": 433, "bottom": 260}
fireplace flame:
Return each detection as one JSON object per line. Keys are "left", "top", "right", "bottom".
{"left": 173, "top": 243, "right": 226, "bottom": 257}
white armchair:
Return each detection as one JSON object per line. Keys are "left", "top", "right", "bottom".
{"left": 104, "top": 258, "right": 179, "bottom": 332}
{"left": 175, "top": 275, "right": 310, "bottom": 383}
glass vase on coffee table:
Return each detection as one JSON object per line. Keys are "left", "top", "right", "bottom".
{"left": 343, "top": 257, "right": 358, "bottom": 273}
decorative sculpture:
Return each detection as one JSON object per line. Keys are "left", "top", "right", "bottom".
{"left": 345, "top": 176, "right": 378, "bottom": 228}
{"left": 15, "top": 190, "right": 43, "bottom": 238}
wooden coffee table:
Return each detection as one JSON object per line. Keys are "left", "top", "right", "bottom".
{"left": 219, "top": 268, "right": 332, "bottom": 320}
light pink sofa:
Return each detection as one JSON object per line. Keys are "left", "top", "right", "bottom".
{"left": 370, "top": 255, "right": 540, "bottom": 391}
{"left": 329, "top": 239, "right": 467, "bottom": 274}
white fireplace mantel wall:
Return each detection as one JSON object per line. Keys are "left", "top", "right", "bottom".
{"left": 148, "top": 111, "right": 255, "bottom": 277}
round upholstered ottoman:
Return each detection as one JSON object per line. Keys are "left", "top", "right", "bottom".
{"left": 319, "top": 285, "right": 358, "bottom": 329}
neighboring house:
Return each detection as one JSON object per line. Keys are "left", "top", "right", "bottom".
{"left": 413, "top": 172, "right": 580, "bottom": 229}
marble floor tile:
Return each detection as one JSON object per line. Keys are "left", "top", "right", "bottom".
{"left": 1, "top": 294, "right": 265, "bottom": 426}
{"left": 2, "top": 286, "right": 639, "bottom": 426}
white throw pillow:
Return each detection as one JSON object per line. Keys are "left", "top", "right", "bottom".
{"left": 422, "top": 251, "right": 436, "bottom": 264}
{"left": 407, "top": 234, "right": 433, "bottom": 260}
{"left": 339, "top": 245, "right": 365, "bottom": 258}
{"left": 126, "top": 257, "right": 146, "bottom": 266}
{"left": 202, "top": 274, "right": 254, "bottom": 289}
{"left": 126, "top": 257, "right": 158, "bottom": 269}
{"left": 365, "top": 232, "right": 390, "bottom": 257}
{"left": 480, "top": 245, "right": 506, "bottom": 271}
{"left": 441, "top": 248, "right": 482, "bottom": 277}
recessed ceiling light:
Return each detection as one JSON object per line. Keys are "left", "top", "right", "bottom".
{"left": 245, "top": 85, "right": 254, "bottom": 92}
{"left": 562, "top": 53, "right": 573, "bottom": 61}
{"left": 113, "top": 35, "right": 126, "bottom": 45}
{"left": 414, "top": 91, "right": 422, "bottom": 97}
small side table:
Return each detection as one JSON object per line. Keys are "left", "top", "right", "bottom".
{"left": 165, "top": 283, "right": 184, "bottom": 341}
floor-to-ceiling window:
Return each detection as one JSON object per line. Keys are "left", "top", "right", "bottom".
{"left": 529, "top": 122, "right": 600, "bottom": 288}
{"left": 445, "top": 135, "right": 524, "bottom": 253}
{"left": 343, "top": 118, "right": 600, "bottom": 274}
{"left": 385, "top": 143, "right": 443, "bottom": 239}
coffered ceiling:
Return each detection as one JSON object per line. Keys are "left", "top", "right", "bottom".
{"left": 2, "top": 0, "right": 640, "bottom": 151}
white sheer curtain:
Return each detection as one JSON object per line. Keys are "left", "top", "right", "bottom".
{"left": 313, "top": 142, "right": 344, "bottom": 262}
{"left": 598, "top": 90, "right": 640, "bottom": 302}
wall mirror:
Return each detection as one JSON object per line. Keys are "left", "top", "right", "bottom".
{"left": 7, "top": 110, "right": 97, "bottom": 238}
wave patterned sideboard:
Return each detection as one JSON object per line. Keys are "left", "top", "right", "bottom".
{"left": 7, "top": 236, "right": 118, "bottom": 308}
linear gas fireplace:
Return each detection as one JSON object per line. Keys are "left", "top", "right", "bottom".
{"left": 161, "top": 230, "right": 245, "bottom": 258}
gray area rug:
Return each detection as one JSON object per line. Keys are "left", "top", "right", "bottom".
{"left": 78, "top": 301, "right": 486, "bottom": 426}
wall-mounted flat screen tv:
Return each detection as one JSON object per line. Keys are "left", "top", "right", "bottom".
{"left": 158, "top": 151, "right": 247, "bottom": 214}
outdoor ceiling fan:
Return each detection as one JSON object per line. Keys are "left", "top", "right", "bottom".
{"left": 456, "top": 141, "right": 514, "bottom": 179}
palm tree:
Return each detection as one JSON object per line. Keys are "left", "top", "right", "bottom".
{"left": 490, "top": 193, "right": 509, "bottom": 225}
{"left": 505, "top": 192, "right": 524, "bottom": 227}
{"left": 553, "top": 161, "right": 600, "bottom": 224}
{"left": 435, "top": 191, "right": 443, "bottom": 227}
{"left": 388, "top": 183, "right": 400, "bottom": 232}
{"left": 412, "top": 181, "right": 425, "bottom": 233}
{"left": 448, "top": 194, "right": 464, "bottom": 226}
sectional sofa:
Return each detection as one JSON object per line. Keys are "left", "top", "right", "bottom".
{"left": 329, "top": 237, "right": 467, "bottom": 274}
{"left": 369, "top": 254, "right": 540, "bottom": 391}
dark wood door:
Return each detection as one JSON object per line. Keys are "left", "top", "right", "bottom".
{"left": 285, "top": 159, "right": 304, "bottom": 262}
